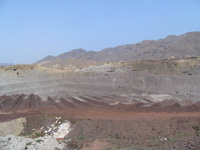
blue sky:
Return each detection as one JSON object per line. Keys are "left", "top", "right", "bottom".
{"left": 0, "top": 0, "right": 200, "bottom": 64}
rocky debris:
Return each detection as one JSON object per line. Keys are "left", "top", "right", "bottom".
{"left": 0, "top": 135, "right": 65, "bottom": 150}
{"left": 42, "top": 117, "right": 72, "bottom": 140}
{"left": 43, "top": 117, "right": 63, "bottom": 136}
{"left": 0, "top": 117, "right": 72, "bottom": 150}
{"left": 24, "top": 116, "right": 73, "bottom": 140}
{"left": 53, "top": 121, "right": 72, "bottom": 139}
{"left": 170, "top": 136, "right": 200, "bottom": 150}
{"left": 0, "top": 118, "right": 26, "bottom": 136}
{"left": 160, "top": 137, "right": 169, "bottom": 142}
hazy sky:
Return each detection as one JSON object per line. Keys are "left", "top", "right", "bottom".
{"left": 0, "top": 0, "right": 200, "bottom": 64}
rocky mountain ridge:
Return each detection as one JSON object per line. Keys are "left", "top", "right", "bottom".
{"left": 36, "top": 31, "right": 200, "bottom": 68}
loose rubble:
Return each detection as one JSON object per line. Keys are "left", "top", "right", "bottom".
{"left": 0, "top": 117, "right": 72, "bottom": 150}
{"left": 170, "top": 136, "right": 200, "bottom": 150}
{"left": 0, "top": 135, "right": 65, "bottom": 150}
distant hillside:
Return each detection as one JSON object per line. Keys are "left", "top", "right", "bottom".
{"left": 36, "top": 55, "right": 55, "bottom": 64}
{"left": 36, "top": 31, "right": 200, "bottom": 67}
{"left": 0, "top": 63, "right": 14, "bottom": 66}
{"left": 57, "top": 48, "right": 87, "bottom": 59}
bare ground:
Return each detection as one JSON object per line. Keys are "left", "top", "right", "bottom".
{"left": 0, "top": 94, "right": 200, "bottom": 150}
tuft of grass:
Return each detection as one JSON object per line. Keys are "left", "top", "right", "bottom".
{"left": 28, "top": 130, "right": 34, "bottom": 136}
{"left": 149, "top": 136, "right": 157, "bottom": 141}
{"left": 179, "top": 133, "right": 190, "bottom": 137}
{"left": 114, "top": 133, "right": 119, "bottom": 138}
{"left": 169, "top": 138, "right": 181, "bottom": 142}
{"left": 77, "top": 136, "right": 85, "bottom": 140}
{"left": 36, "top": 139, "right": 43, "bottom": 143}
{"left": 64, "top": 136, "right": 70, "bottom": 140}
{"left": 34, "top": 132, "right": 44, "bottom": 137}
{"left": 192, "top": 125, "right": 200, "bottom": 135}
{"left": 26, "top": 142, "right": 32, "bottom": 146}
{"left": 80, "top": 127, "right": 83, "bottom": 133}
{"left": 192, "top": 125, "right": 200, "bottom": 132}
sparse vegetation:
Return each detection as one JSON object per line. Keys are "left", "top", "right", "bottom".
{"left": 36, "top": 139, "right": 43, "bottom": 143}
{"left": 77, "top": 136, "right": 85, "bottom": 140}
{"left": 26, "top": 142, "right": 32, "bottom": 146}
{"left": 64, "top": 136, "right": 70, "bottom": 140}
{"left": 42, "top": 116, "right": 46, "bottom": 120}
{"left": 28, "top": 130, "right": 34, "bottom": 136}
{"left": 34, "top": 132, "right": 44, "bottom": 137}
{"left": 192, "top": 125, "right": 200, "bottom": 135}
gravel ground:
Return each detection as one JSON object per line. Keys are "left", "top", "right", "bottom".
{"left": 0, "top": 135, "right": 66, "bottom": 150}
{"left": 170, "top": 136, "right": 200, "bottom": 150}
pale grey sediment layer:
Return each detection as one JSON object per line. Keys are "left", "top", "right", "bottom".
{"left": 0, "top": 59, "right": 200, "bottom": 102}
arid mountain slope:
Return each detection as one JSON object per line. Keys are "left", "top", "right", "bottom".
{"left": 93, "top": 32, "right": 200, "bottom": 62}
{"left": 36, "top": 32, "right": 200, "bottom": 68}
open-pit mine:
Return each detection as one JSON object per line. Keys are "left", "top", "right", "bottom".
{"left": 0, "top": 56, "right": 200, "bottom": 150}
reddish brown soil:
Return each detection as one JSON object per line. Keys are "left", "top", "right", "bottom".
{"left": 1, "top": 94, "right": 200, "bottom": 115}
{"left": 170, "top": 136, "right": 200, "bottom": 150}
{"left": 1, "top": 94, "right": 200, "bottom": 150}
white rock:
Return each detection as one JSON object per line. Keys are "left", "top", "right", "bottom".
{"left": 53, "top": 121, "right": 72, "bottom": 139}
{"left": 0, "top": 135, "right": 65, "bottom": 150}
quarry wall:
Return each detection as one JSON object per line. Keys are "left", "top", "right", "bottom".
{"left": 0, "top": 61, "right": 200, "bottom": 102}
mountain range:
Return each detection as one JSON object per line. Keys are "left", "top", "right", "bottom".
{"left": 36, "top": 31, "right": 200, "bottom": 67}
{"left": 0, "top": 63, "right": 14, "bottom": 66}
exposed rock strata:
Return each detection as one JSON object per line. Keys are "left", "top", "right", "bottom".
{"left": 1, "top": 57, "right": 200, "bottom": 102}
